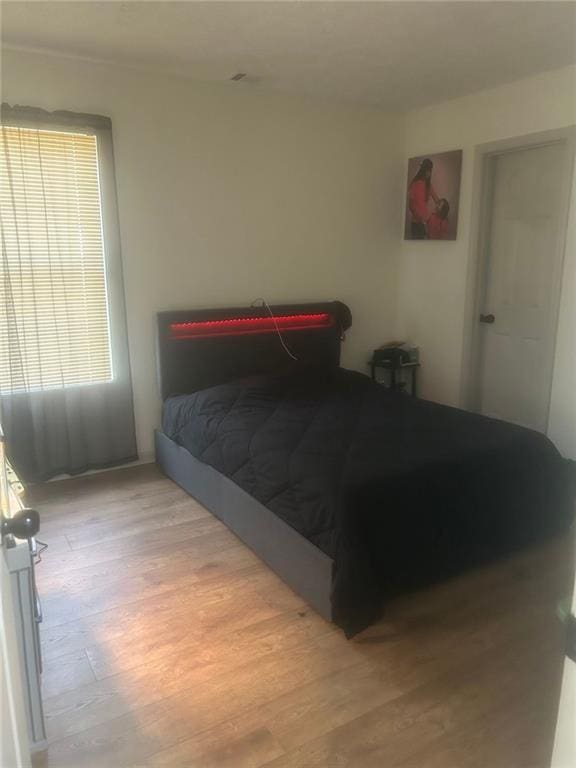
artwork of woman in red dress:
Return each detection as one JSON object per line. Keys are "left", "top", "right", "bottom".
{"left": 408, "top": 158, "right": 439, "bottom": 239}
{"left": 405, "top": 150, "right": 461, "bottom": 240}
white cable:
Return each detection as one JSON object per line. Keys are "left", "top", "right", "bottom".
{"left": 251, "top": 298, "right": 298, "bottom": 361}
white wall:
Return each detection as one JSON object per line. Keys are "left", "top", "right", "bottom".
{"left": 2, "top": 48, "right": 404, "bottom": 458}
{"left": 397, "top": 65, "right": 576, "bottom": 458}
{"left": 5, "top": 49, "right": 573, "bottom": 459}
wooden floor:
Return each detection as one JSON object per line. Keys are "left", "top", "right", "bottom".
{"left": 28, "top": 463, "right": 572, "bottom": 768}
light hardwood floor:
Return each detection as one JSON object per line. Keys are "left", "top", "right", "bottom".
{"left": 28, "top": 463, "right": 572, "bottom": 768}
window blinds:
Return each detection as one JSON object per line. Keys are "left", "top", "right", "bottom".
{"left": 0, "top": 125, "right": 112, "bottom": 393}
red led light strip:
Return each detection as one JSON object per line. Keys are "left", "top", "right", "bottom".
{"left": 169, "top": 312, "right": 334, "bottom": 339}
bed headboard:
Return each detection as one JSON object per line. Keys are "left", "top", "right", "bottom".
{"left": 156, "top": 301, "right": 352, "bottom": 400}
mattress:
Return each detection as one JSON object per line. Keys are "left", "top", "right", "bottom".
{"left": 162, "top": 368, "right": 574, "bottom": 635}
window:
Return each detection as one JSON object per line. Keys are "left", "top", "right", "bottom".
{"left": 0, "top": 125, "right": 112, "bottom": 393}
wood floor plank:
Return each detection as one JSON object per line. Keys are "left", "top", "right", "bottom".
{"left": 393, "top": 694, "right": 558, "bottom": 768}
{"left": 35, "top": 517, "right": 237, "bottom": 577}
{"left": 39, "top": 563, "right": 282, "bottom": 663}
{"left": 30, "top": 463, "right": 571, "bottom": 768}
{"left": 41, "top": 648, "right": 97, "bottom": 699}
{"left": 85, "top": 604, "right": 329, "bottom": 681}
{"left": 147, "top": 724, "right": 285, "bottom": 768}
{"left": 37, "top": 485, "right": 200, "bottom": 532}
{"left": 37, "top": 536, "right": 271, "bottom": 629}
{"left": 35, "top": 577, "right": 552, "bottom": 767}
{"left": 43, "top": 627, "right": 354, "bottom": 743}
{"left": 35, "top": 533, "right": 72, "bottom": 555}
{"left": 63, "top": 500, "right": 209, "bottom": 550}
{"left": 37, "top": 519, "right": 228, "bottom": 594}
{"left": 28, "top": 464, "right": 168, "bottom": 507}
{"left": 34, "top": 690, "right": 283, "bottom": 768}
{"left": 259, "top": 628, "right": 561, "bottom": 768}
{"left": 204, "top": 548, "right": 566, "bottom": 758}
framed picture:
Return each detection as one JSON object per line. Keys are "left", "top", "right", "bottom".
{"left": 404, "top": 149, "right": 463, "bottom": 241}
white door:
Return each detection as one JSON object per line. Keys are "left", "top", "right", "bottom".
{"left": 1, "top": 550, "right": 31, "bottom": 768}
{"left": 476, "top": 142, "right": 566, "bottom": 431}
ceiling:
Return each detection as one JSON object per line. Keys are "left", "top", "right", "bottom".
{"left": 2, "top": 1, "right": 575, "bottom": 110}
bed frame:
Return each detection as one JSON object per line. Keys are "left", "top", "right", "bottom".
{"left": 155, "top": 430, "right": 334, "bottom": 620}
{"left": 154, "top": 301, "right": 352, "bottom": 622}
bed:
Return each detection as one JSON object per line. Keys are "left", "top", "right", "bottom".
{"left": 155, "top": 301, "right": 574, "bottom": 636}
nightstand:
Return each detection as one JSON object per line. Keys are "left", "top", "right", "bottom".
{"left": 370, "top": 358, "right": 420, "bottom": 397}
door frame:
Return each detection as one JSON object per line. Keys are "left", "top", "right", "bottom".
{"left": 460, "top": 126, "right": 576, "bottom": 429}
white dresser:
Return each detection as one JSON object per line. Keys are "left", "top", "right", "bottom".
{"left": 1, "top": 432, "right": 47, "bottom": 753}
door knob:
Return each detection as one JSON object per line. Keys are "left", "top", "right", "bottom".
{"left": 479, "top": 313, "right": 495, "bottom": 324}
{"left": 1, "top": 508, "right": 40, "bottom": 542}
